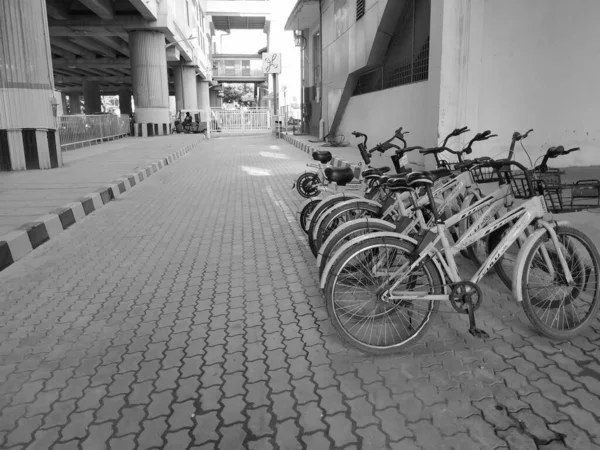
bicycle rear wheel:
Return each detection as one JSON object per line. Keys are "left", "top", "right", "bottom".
{"left": 296, "top": 172, "right": 321, "bottom": 198}
{"left": 323, "top": 235, "right": 442, "bottom": 354}
{"left": 517, "top": 226, "right": 600, "bottom": 339}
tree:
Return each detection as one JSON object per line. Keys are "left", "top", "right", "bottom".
{"left": 222, "top": 83, "right": 254, "bottom": 105}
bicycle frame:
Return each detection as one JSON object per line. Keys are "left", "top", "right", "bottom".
{"left": 381, "top": 193, "right": 574, "bottom": 302}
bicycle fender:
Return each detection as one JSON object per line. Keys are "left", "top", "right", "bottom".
{"left": 511, "top": 220, "right": 569, "bottom": 302}
{"left": 306, "top": 192, "right": 362, "bottom": 227}
{"left": 320, "top": 232, "right": 418, "bottom": 289}
{"left": 312, "top": 198, "right": 382, "bottom": 241}
{"left": 316, "top": 218, "right": 395, "bottom": 269}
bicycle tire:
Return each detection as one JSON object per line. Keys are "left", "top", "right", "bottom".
{"left": 314, "top": 201, "right": 382, "bottom": 256}
{"left": 296, "top": 172, "right": 321, "bottom": 198}
{"left": 323, "top": 234, "right": 442, "bottom": 354}
{"left": 306, "top": 194, "right": 362, "bottom": 252}
{"left": 299, "top": 198, "right": 322, "bottom": 233}
{"left": 318, "top": 218, "right": 396, "bottom": 279}
{"left": 517, "top": 226, "right": 600, "bottom": 339}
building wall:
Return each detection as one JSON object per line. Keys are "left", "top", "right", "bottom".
{"left": 473, "top": 0, "right": 600, "bottom": 167}
{"left": 321, "top": 0, "right": 391, "bottom": 132}
{"left": 338, "top": 81, "right": 429, "bottom": 169}
{"left": 302, "top": 17, "right": 322, "bottom": 136}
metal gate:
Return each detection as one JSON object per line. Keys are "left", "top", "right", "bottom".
{"left": 210, "top": 107, "right": 271, "bottom": 133}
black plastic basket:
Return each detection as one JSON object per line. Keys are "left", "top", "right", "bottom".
{"left": 472, "top": 166, "right": 501, "bottom": 183}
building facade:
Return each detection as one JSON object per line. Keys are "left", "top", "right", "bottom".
{"left": 286, "top": 0, "right": 600, "bottom": 168}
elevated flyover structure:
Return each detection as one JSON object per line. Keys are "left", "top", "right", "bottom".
{"left": 0, "top": 0, "right": 214, "bottom": 171}
{"left": 205, "top": 1, "right": 271, "bottom": 105}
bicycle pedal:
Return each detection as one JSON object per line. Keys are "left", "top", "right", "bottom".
{"left": 469, "top": 328, "right": 490, "bottom": 339}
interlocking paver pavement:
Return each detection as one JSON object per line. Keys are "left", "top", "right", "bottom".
{"left": 1, "top": 134, "right": 599, "bottom": 449}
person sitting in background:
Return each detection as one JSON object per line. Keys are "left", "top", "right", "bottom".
{"left": 184, "top": 112, "right": 192, "bottom": 124}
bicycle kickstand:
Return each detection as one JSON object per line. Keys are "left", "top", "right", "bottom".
{"left": 466, "top": 298, "right": 490, "bottom": 339}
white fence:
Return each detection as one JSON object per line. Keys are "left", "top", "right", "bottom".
{"left": 210, "top": 107, "right": 271, "bottom": 133}
{"left": 59, "top": 114, "right": 131, "bottom": 150}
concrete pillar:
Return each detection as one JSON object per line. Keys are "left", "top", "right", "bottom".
{"left": 119, "top": 89, "right": 133, "bottom": 115}
{"left": 0, "top": 0, "right": 62, "bottom": 171}
{"left": 196, "top": 79, "right": 210, "bottom": 113}
{"left": 426, "top": 0, "right": 484, "bottom": 168}
{"left": 173, "top": 65, "right": 198, "bottom": 111}
{"left": 69, "top": 94, "right": 82, "bottom": 115}
{"left": 83, "top": 80, "right": 102, "bottom": 114}
{"left": 129, "top": 30, "right": 170, "bottom": 136}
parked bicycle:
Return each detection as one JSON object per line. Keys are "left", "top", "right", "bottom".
{"left": 319, "top": 148, "right": 600, "bottom": 354}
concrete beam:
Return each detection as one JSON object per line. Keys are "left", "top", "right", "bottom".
{"left": 78, "top": 0, "right": 115, "bottom": 20}
{"left": 53, "top": 57, "right": 131, "bottom": 69}
{"left": 50, "top": 46, "right": 78, "bottom": 59}
{"left": 69, "top": 37, "right": 116, "bottom": 58}
{"left": 127, "top": 0, "right": 158, "bottom": 20}
{"left": 54, "top": 75, "right": 131, "bottom": 84}
{"left": 50, "top": 25, "right": 127, "bottom": 38}
{"left": 206, "top": 1, "right": 271, "bottom": 17}
{"left": 48, "top": 15, "right": 151, "bottom": 31}
{"left": 93, "top": 36, "right": 130, "bottom": 57}
{"left": 46, "top": 0, "right": 72, "bottom": 20}
{"left": 52, "top": 37, "right": 97, "bottom": 58}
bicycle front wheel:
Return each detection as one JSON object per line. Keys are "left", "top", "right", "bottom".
{"left": 323, "top": 235, "right": 442, "bottom": 354}
{"left": 318, "top": 218, "right": 396, "bottom": 278}
{"left": 517, "top": 226, "right": 600, "bottom": 339}
{"left": 314, "top": 201, "right": 382, "bottom": 256}
{"left": 298, "top": 198, "right": 322, "bottom": 233}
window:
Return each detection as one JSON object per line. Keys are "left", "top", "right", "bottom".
{"left": 313, "top": 32, "right": 321, "bottom": 86}
{"left": 242, "top": 60, "right": 251, "bottom": 76}
{"left": 356, "top": 0, "right": 365, "bottom": 21}
{"left": 354, "top": 0, "right": 430, "bottom": 96}
{"left": 186, "top": 0, "right": 190, "bottom": 26}
{"left": 225, "top": 60, "right": 235, "bottom": 76}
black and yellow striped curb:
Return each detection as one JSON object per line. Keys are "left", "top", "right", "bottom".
{"left": 0, "top": 141, "right": 200, "bottom": 273}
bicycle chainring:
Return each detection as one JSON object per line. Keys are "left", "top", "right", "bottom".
{"left": 449, "top": 281, "right": 483, "bottom": 314}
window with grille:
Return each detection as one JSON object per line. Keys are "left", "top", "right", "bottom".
{"left": 356, "top": 0, "right": 365, "bottom": 21}
{"left": 353, "top": 0, "right": 430, "bottom": 96}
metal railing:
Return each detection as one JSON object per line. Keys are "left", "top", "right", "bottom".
{"left": 59, "top": 114, "right": 131, "bottom": 151}
{"left": 210, "top": 107, "right": 271, "bottom": 133}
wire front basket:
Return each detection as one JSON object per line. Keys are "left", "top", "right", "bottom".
{"left": 507, "top": 170, "right": 600, "bottom": 213}
{"left": 472, "top": 166, "right": 501, "bottom": 183}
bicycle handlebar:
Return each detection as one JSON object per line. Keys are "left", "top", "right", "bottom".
{"left": 352, "top": 131, "right": 368, "bottom": 149}
{"left": 536, "top": 145, "right": 580, "bottom": 172}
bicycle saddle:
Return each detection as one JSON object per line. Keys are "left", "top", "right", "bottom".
{"left": 312, "top": 150, "right": 332, "bottom": 164}
{"left": 406, "top": 168, "right": 453, "bottom": 187}
{"left": 362, "top": 166, "right": 391, "bottom": 178}
{"left": 324, "top": 166, "right": 354, "bottom": 186}
{"left": 386, "top": 174, "right": 412, "bottom": 191}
